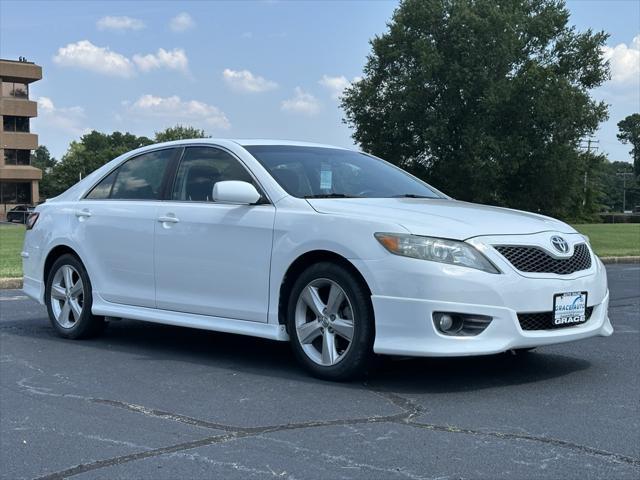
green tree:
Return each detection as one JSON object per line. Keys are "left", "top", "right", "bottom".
{"left": 50, "top": 131, "right": 152, "bottom": 195}
{"left": 617, "top": 113, "right": 640, "bottom": 177}
{"left": 154, "top": 125, "right": 208, "bottom": 143}
{"left": 342, "top": 0, "right": 609, "bottom": 220}
{"left": 30, "top": 146, "right": 58, "bottom": 199}
{"left": 597, "top": 160, "right": 638, "bottom": 213}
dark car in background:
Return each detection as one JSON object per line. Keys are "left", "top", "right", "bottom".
{"left": 6, "top": 205, "right": 34, "bottom": 224}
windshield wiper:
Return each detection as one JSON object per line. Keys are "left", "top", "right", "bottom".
{"left": 392, "top": 193, "right": 433, "bottom": 198}
{"left": 304, "top": 193, "right": 360, "bottom": 199}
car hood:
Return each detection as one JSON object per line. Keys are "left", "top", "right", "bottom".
{"left": 306, "top": 198, "right": 576, "bottom": 240}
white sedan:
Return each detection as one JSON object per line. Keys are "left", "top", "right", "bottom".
{"left": 21, "top": 139, "right": 612, "bottom": 380}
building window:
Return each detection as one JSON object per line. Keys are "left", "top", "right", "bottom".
{"left": 3, "top": 149, "right": 31, "bottom": 165}
{"left": 0, "top": 182, "right": 32, "bottom": 204}
{"left": 1, "top": 81, "right": 28, "bottom": 99}
{"left": 2, "top": 115, "right": 30, "bottom": 133}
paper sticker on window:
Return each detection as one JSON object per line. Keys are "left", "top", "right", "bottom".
{"left": 320, "top": 169, "right": 333, "bottom": 190}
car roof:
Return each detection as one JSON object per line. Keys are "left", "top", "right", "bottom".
{"left": 231, "top": 139, "right": 348, "bottom": 149}
{"left": 143, "top": 138, "right": 350, "bottom": 151}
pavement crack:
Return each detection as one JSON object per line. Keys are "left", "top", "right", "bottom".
{"left": 33, "top": 387, "right": 640, "bottom": 479}
{"left": 405, "top": 420, "right": 640, "bottom": 467}
{"left": 90, "top": 398, "right": 241, "bottom": 433}
{"left": 34, "top": 433, "right": 242, "bottom": 480}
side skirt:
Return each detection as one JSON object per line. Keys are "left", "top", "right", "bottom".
{"left": 92, "top": 295, "right": 289, "bottom": 341}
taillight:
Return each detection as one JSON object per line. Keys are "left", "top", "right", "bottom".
{"left": 26, "top": 212, "right": 39, "bottom": 230}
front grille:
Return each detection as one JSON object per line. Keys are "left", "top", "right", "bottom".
{"left": 518, "top": 306, "right": 594, "bottom": 331}
{"left": 495, "top": 243, "right": 591, "bottom": 274}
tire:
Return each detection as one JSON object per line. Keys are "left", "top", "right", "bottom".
{"left": 45, "top": 254, "right": 105, "bottom": 339}
{"left": 287, "top": 262, "right": 375, "bottom": 381}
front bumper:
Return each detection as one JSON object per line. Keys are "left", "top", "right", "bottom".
{"left": 354, "top": 234, "right": 612, "bottom": 357}
{"left": 371, "top": 291, "right": 611, "bottom": 356}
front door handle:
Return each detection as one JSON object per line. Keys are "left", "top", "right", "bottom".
{"left": 158, "top": 215, "right": 179, "bottom": 224}
{"left": 75, "top": 209, "right": 92, "bottom": 219}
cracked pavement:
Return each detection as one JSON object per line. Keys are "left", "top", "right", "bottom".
{"left": 1, "top": 264, "right": 638, "bottom": 479}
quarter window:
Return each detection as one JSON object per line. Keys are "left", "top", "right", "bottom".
{"left": 171, "top": 147, "right": 255, "bottom": 202}
{"left": 85, "top": 171, "right": 117, "bottom": 199}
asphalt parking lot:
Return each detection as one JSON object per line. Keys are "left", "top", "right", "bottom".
{"left": 1, "top": 264, "right": 638, "bottom": 480}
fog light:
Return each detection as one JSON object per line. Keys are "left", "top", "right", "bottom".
{"left": 433, "top": 312, "right": 493, "bottom": 336}
{"left": 438, "top": 313, "right": 454, "bottom": 331}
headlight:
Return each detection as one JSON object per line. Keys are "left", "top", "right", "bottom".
{"left": 374, "top": 233, "right": 500, "bottom": 274}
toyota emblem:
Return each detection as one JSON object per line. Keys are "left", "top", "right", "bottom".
{"left": 551, "top": 236, "right": 569, "bottom": 254}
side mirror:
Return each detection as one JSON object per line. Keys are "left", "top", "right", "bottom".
{"left": 212, "top": 181, "right": 261, "bottom": 205}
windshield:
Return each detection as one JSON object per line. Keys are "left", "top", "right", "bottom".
{"left": 244, "top": 146, "right": 442, "bottom": 199}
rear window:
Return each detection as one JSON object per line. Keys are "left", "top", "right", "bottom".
{"left": 85, "top": 148, "right": 177, "bottom": 200}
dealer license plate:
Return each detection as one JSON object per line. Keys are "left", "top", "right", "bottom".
{"left": 553, "top": 291, "right": 588, "bottom": 326}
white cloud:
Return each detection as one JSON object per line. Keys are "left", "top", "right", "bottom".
{"left": 53, "top": 40, "right": 135, "bottom": 77}
{"left": 318, "top": 75, "right": 361, "bottom": 100}
{"left": 281, "top": 87, "right": 321, "bottom": 115}
{"left": 133, "top": 48, "right": 189, "bottom": 73}
{"left": 53, "top": 41, "right": 190, "bottom": 76}
{"left": 170, "top": 12, "right": 195, "bottom": 32}
{"left": 601, "top": 35, "right": 640, "bottom": 84}
{"left": 222, "top": 69, "right": 278, "bottom": 93}
{"left": 97, "top": 16, "right": 145, "bottom": 31}
{"left": 36, "top": 96, "right": 88, "bottom": 135}
{"left": 127, "top": 94, "right": 230, "bottom": 129}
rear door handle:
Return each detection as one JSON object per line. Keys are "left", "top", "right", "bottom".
{"left": 75, "top": 209, "right": 92, "bottom": 218}
{"left": 158, "top": 215, "right": 179, "bottom": 224}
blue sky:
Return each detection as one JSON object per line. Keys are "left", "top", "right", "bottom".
{"left": 1, "top": 0, "right": 638, "bottom": 163}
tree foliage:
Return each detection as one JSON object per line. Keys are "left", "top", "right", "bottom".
{"left": 617, "top": 113, "right": 640, "bottom": 177}
{"left": 30, "top": 146, "right": 58, "bottom": 199}
{"left": 342, "top": 0, "right": 610, "bottom": 220}
{"left": 154, "top": 125, "right": 208, "bottom": 143}
{"left": 597, "top": 160, "right": 639, "bottom": 212}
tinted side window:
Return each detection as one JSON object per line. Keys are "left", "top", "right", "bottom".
{"left": 172, "top": 147, "right": 255, "bottom": 202}
{"left": 86, "top": 171, "right": 117, "bottom": 199}
{"left": 110, "top": 149, "right": 175, "bottom": 200}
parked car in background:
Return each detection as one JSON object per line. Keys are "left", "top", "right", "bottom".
{"left": 6, "top": 204, "right": 34, "bottom": 224}
{"left": 21, "top": 139, "right": 612, "bottom": 380}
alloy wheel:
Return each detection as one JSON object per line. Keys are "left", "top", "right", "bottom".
{"left": 50, "top": 264, "right": 84, "bottom": 329}
{"left": 294, "top": 278, "right": 355, "bottom": 366}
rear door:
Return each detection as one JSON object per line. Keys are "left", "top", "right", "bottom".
{"left": 77, "top": 147, "right": 179, "bottom": 308}
{"left": 154, "top": 146, "right": 275, "bottom": 322}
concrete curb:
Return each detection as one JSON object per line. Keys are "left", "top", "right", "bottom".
{"left": 0, "top": 278, "right": 22, "bottom": 289}
{"left": 600, "top": 256, "right": 640, "bottom": 264}
{"left": 0, "top": 257, "right": 638, "bottom": 289}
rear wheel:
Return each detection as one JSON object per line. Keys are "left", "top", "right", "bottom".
{"left": 287, "top": 262, "right": 375, "bottom": 381}
{"left": 45, "top": 254, "right": 105, "bottom": 339}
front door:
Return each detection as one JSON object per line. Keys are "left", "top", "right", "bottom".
{"left": 154, "top": 146, "right": 275, "bottom": 322}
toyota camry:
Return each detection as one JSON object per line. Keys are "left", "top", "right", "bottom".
{"left": 21, "top": 139, "right": 612, "bottom": 380}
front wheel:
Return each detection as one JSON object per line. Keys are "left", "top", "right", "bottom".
{"left": 287, "top": 262, "right": 375, "bottom": 381}
{"left": 45, "top": 254, "right": 105, "bottom": 339}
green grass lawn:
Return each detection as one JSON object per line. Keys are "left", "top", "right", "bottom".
{"left": 0, "top": 224, "right": 25, "bottom": 278}
{"left": 572, "top": 223, "right": 640, "bottom": 257}
{"left": 0, "top": 222, "right": 638, "bottom": 279}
